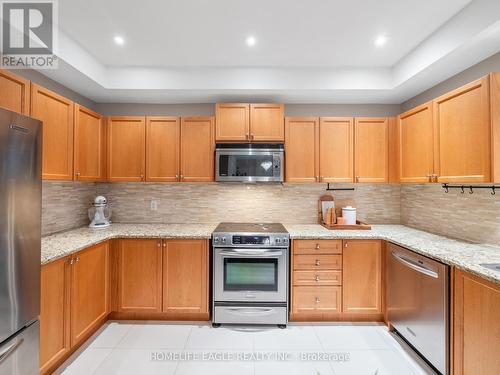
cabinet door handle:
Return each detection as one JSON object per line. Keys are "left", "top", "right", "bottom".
{"left": 140, "top": 174, "right": 144, "bottom": 181}
{"left": 250, "top": 133, "right": 254, "bottom": 140}
{"left": 315, "top": 244, "right": 320, "bottom": 250}
{"left": 163, "top": 242, "right": 166, "bottom": 247}
{"left": 315, "top": 275, "right": 320, "bottom": 282}
{"left": 180, "top": 174, "right": 184, "bottom": 181}
{"left": 75, "top": 257, "right": 80, "bottom": 263}
{"left": 75, "top": 171, "right": 80, "bottom": 178}
{"left": 355, "top": 176, "right": 360, "bottom": 182}
{"left": 315, "top": 260, "right": 320, "bottom": 266}
{"left": 157, "top": 241, "right": 161, "bottom": 247}
{"left": 315, "top": 297, "right": 320, "bottom": 304}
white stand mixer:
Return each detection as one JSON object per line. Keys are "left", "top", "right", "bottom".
{"left": 88, "top": 196, "right": 112, "bottom": 228}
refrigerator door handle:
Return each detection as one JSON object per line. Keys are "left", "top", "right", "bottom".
{"left": 0, "top": 338, "right": 23, "bottom": 364}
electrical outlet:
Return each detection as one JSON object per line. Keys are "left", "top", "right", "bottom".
{"left": 150, "top": 199, "right": 159, "bottom": 211}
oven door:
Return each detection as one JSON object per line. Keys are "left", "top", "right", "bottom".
{"left": 215, "top": 150, "right": 283, "bottom": 182}
{"left": 214, "top": 248, "right": 287, "bottom": 302}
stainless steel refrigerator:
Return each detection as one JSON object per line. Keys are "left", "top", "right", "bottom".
{"left": 0, "top": 107, "right": 41, "bottom": 375}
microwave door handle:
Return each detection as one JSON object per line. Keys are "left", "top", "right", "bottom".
{"left": 391, "top": 252, "right": 439, "bottom": 278}
{"left": 219, "top": 249, "right": 283, "bottom": 257}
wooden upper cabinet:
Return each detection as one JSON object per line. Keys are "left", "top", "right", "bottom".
{"left": 319, "top": 117, "right": 354, "bottom": 183}
{"left": 433, "top": 76, "right": 491, "bottom": 183}
{"left": 162, "top": 239, "right": 209, "bottom": 315}
{"left": 180, "top": 117, "right": 215, "bottom": 182}
{"left": 31, "top": 84, "right": 74, "bottom": 180}
{"left": 453, "top": 269, "right": 500, "bottom": 375}
{"left": 74, "top": 105, "right": 106, "bottom": 181}
{"left": 70, "top": 242, "right": 109, "bottom": 346}
{"left": 491, "top": 72, "right": 500, "bottom": 183}
{"left": 250, "top": 103, "right": 284, "bottom": 141}
{"left": 342, "top": 240, "right": 382, "bottom": 314}
{"left": 107, "top": 116, "right": 146, "bottom": 182}
{"left": 215, "top": 103, "right": 249, "bottom": 141}
{"left": 117, "top": 239, "right": 162, "bottom": 312}
{"left": 146, "top": 117, "right": 180, "bottom": 182}
{"left": 40, "top": 257, "right": 70, "bottom": 374}
{"left": 285, "top": 117, "right": 319, "bottom": 183}
{"left": 354, "top": 117, "right": 389, "bottom": 183}
{"left": 398, "top": 102, "right": 434, "bottom": 183}
{"left": 0, "top": 69, "right": 30, "bottom": 114}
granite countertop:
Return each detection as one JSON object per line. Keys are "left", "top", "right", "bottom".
{"left": 42, "top": 223, "right": 500, "bottom": 285}
{"left": 41, "top": 223, "right": 218, "bottom": 265}
{"left": 285, "top": 224, "right": 500, "bottom": 284}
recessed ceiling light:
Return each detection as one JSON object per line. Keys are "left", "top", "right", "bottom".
{"left": 246, "top": 35, "right": 257, "bottom": 47}
{"left": 374, "top": 34, "right": 387, "bottom": 47}
{"left": 113, "top": 36, "right": 125, "bottom": 46}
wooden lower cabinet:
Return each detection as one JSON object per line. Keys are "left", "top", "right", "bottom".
{"left": 70, "top": 242, "right": 109, "bottom": 346}
{"left": 162, "top": 239, "right": 209, "bottom": 317}
{"left": 291, "top": 239, "right": 383, "bottom": 321}
{"left": 40, "top": 257, "right": 71, "bottom": 374}
{"left": 342, "top": 240, "right": 382, "bottom": 315}
{"left": 292, "top": 286, "right": 342, "bottom": 317}
{"left": 453, "top": 269, "right": 500, "bottom": 375}
{"left": 117, "top": 239, "right": 163, "bottom": 312}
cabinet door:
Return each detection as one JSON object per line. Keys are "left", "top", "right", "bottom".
{"left": 31, "top": 84, "right": 74, "bottom": 180}
{"left": 342, "top": 240, "right": 382, "bottom": 314}
{"left": 40, "top": 257, "right": 70, "bottom": 374}
{"left": 162, "top": 239, "right": 209, "bottom": 315}
{"left": 250, "top": 103, "right": 284, "bottom": 141}
{"left": 107, "top": 116, "right": 146, "bottom": 182}
{"left": 215, "top": 103, "right": 249, "bottom": 141}
{"left": 398, "top": 103, "right": 434, "bottom": 183}
{"left": 434, "top": 76, "right": 491, "bottom": 182}
{"left": 0, "top": 69, "right": 30, "bottom": 114}
{"left": 285, "top": 117, "right": 319, "bottom": 182}
{"left": 70, "top": 242, "right": 109, "bottom": 346}
{"left": 146, "top": 117, "right": 180, "bottom": 182}
{"left": 319, "top": 117, "right": 354, "bottom": 182}
{"left": 118, "top": 239, "right": 162, "bottom": 312}
{"left": 180, "top": 117, "right": 215, "bottom": 182}
{"left": 453, "top": 270, "right": 500, "bottom": 375}
{"left": 354, "top": 118, "right": 388, "bottom": 183}
{"left": 74, "top": 105, "right": 106, "bottom": 181}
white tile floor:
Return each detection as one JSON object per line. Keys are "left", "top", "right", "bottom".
{"left": 54, "top": 321, "right": 437, "bottom": 375}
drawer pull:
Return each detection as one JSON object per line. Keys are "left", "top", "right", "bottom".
{"left": 315, "top": 275, "right": 320, "bottom": 282}
{"left": 315, "top": 244, "right": 320, "bottom": 250}
{"left": 315, "top": 260, "right": 320, "bottom": 266}
{"left": 315, "top": 297, "right": 320, "bottom": 304}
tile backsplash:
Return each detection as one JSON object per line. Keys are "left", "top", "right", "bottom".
{"left": 42, "top": 181, "right": 500, "bottom": 246}
{"left": 96, "top": 183, "right": 401, "bottom": 225}
{"left": 42, "top": 181, "right": 97, "bottom": 235}
{"left": 401, "top": 184, "right": 500, "bottom": 245}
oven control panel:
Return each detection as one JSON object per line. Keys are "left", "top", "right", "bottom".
{"left": 212, "top": 233, "right": 289, "bottom": 247}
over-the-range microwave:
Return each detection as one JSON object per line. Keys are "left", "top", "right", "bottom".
{"left": 215, "top": 143, "right": 284, "bottom": 182}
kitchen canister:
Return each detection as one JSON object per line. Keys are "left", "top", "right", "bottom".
{"left": 342, "top": 206, "right": 357, "bottom": 225}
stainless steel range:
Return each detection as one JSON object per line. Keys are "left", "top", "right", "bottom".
{"left": 212, "top": 223, "right": 289, "bottom": 327}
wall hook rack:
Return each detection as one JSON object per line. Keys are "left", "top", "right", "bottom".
{"left": 442, "top": 183, "right": 499, "bottom": 196}
{"left": 326, "top": 183, "right": 355, "bottom": 192}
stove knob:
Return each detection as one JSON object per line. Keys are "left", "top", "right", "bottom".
{"left": 214, "top": 236, "right": 219, "bottom": 242}
{"left": 221, "top": 237, "right": 227, "bottom": 243}
{"left": 283, "top": 237, "right": 288, "bottom": 243}
{"left": 276, "top": 238, "right": 281, "bottom": 243}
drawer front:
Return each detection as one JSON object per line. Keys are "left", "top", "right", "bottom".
{"left": 293, "top": 240, "right": 342, "bottom": 255}
{"left": 292, "top": 286, "right": 342, "bottom": 313}
{"left": 293, "top": 255, "right": 342, "bottom": 270}
{"left": 293, "top": 270, "right": 342, "bottom": 286}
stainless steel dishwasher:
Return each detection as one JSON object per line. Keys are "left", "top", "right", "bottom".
{"left": 387, "top": 243, "right": 449, "bottom": 375}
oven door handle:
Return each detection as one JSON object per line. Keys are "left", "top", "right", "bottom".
{"left": 225, "top": 307, "right": 276, "bottom": 316}
{"left": 218, "top": 249, "right": 283, "bottom": 257}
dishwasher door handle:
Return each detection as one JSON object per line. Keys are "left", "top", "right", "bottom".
{"left": 391, "top": 252, "right": 439, "bottom": 278}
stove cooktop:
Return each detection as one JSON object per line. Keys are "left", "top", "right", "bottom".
{"left": 213, "top": 222, "right": 288, "bottom": 234}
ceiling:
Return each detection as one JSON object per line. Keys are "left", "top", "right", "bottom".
{"left": 36, "top": 0, "right": 500, "bottom": 103}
